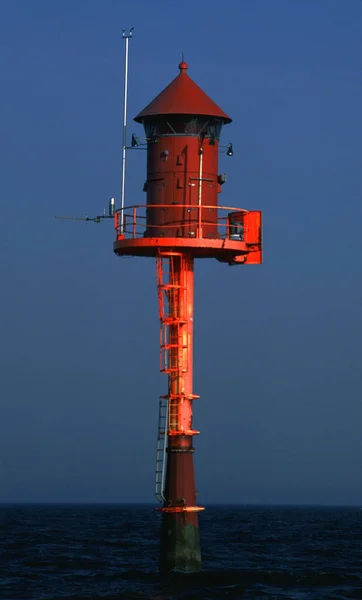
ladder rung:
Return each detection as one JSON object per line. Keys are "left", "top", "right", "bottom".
{"left": 161, "top": 344, "right": 187, "bottom": 350}
{"left": 160, "top": 319, "right": 187, "bottom": 324}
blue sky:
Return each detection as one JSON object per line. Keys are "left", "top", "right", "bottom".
{"left": 0, "top": 0, "right": 361, "bottom": 504}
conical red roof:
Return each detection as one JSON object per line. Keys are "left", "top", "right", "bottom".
{"left": 134, "top": 61, "right": 232, "bottom": 124}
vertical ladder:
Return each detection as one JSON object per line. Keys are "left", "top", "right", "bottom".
{"left": 155, "top": 252, "right": 188, "bottom": 503}
{"left": 157, "top": 253, "right": 188, "bottom": 376}
{"left": 155, "top": 396, "right": 168, "bottom": 502}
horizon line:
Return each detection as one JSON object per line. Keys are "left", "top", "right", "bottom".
{"left": 0, "top": 501, "right": 361, "bottom": 508}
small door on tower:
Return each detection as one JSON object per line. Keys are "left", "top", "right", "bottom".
{"left": 145, "top": 179, "right": 165, "bottom": 237}
{"left": 202, "top": 180, "right": 218, "bottom": 238}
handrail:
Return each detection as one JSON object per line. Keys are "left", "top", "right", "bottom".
{"left": 114, "top": 203, "right": 248, "bottom": 241}
{"left": 114, "top": 203, "right": 249, "bottom": 214}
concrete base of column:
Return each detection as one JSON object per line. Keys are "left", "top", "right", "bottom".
{"left": 159, "top": 511, "right": 201, "bottom": 572}
{"left": 158, "top": 439, "right": 202, "bottom": 573}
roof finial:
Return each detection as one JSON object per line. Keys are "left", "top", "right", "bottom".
{"left": 178, "top": 53, "right": 188, "bottom": 73}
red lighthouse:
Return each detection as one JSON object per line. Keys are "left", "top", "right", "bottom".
{"left": 113, "top": 60, "right": 262, "bottom": 571}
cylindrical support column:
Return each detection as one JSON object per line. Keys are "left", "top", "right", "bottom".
{"left": 159, "top": 254, "right": 202, "bottom": 573}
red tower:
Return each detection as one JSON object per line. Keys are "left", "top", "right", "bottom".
{"left": 113, "top": 61, "right": 262, "bottom": 572}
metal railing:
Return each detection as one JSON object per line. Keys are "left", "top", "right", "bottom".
{"left": 114, "top": 204, "right": 248, "bottom": 240}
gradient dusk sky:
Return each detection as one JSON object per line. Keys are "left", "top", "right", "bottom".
{"left": 0, "top": 0, "right": 361, "bottom": 504}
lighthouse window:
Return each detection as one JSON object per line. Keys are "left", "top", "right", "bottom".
{"left": 184, "top": 118, "right": 203, "bottom": 134}
{"left": 142, "top": 117, "right": 223, "bottom": 139}
{"left": 205, "top": 120, "right": 223, "bottom": 141}
{"left": 143, "top": 122, "right": 158, "bottom": 138}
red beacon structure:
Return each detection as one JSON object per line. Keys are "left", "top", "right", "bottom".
{"left": 57, "top": 44, "right": 262, "bottom": 571}
{"left": 113, "top": 59, "right": 262, "bottom": 572}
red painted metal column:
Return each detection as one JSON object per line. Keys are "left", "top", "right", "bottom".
{"left": 159, "top": 253, "right": 203, "bottom": 572}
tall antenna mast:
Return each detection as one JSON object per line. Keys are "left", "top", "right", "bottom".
{"left": 121, "top": 27, "right": 134, "bottom": 234}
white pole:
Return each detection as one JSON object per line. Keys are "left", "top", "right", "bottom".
{"left": 121, "top": 27, "right": 134, "bottom": 234}
{"left": 197, "top": 145, "right": 204, "bottom": 238}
